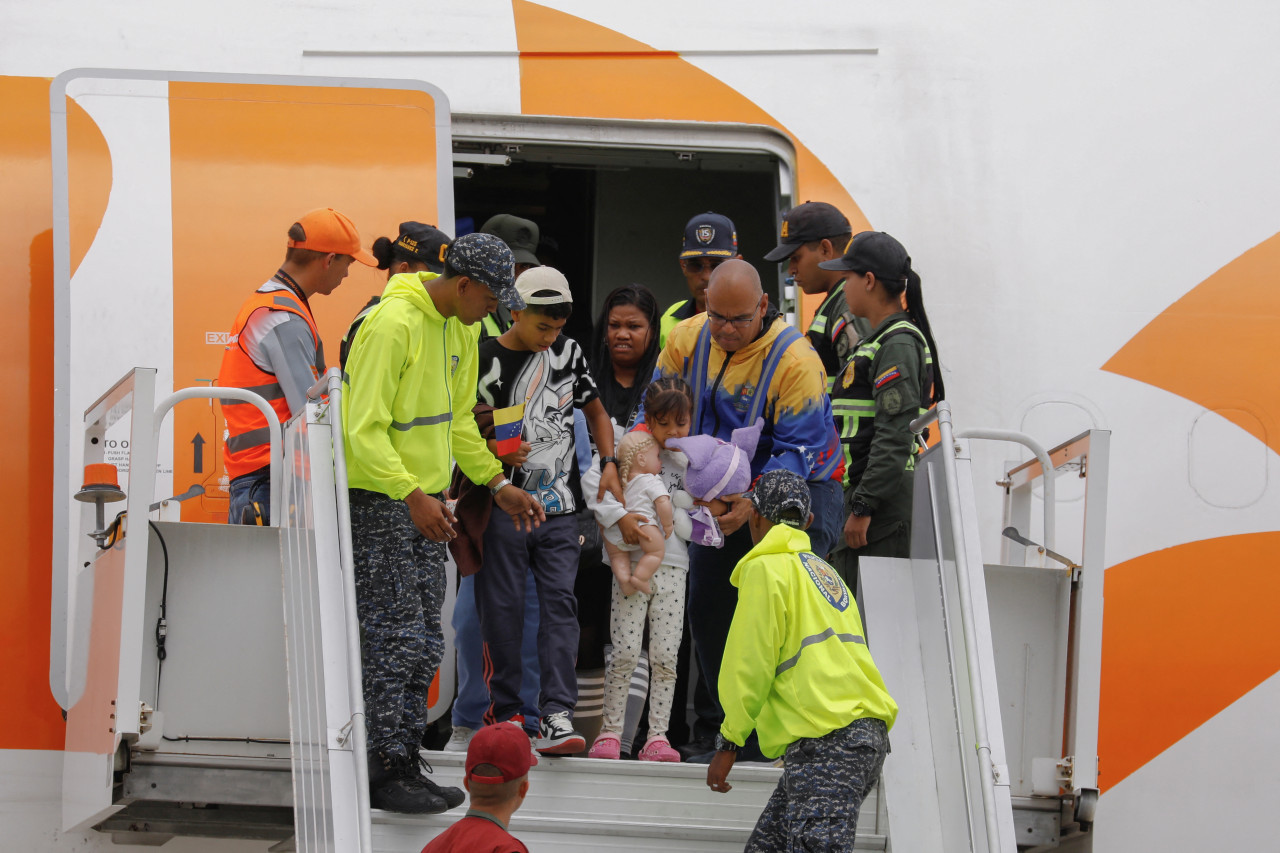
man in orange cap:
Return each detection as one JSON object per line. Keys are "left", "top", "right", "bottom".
{"left": 217, "top": 207, "right": 376, "bottom": 525}
{"left": 421, "top": 722, "right": 533, "bottom": 853}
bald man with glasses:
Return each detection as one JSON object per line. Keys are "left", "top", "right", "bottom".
{"left": 649, "top": 259, "right": 844, "bottom": 761}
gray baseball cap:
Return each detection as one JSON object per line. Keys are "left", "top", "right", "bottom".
{"left": 445, "top": 232, "right": 524, "bottom": 309}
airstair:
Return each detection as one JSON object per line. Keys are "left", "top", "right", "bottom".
{"left": 58, "top": 367, "right": 1107, "bottom": 852}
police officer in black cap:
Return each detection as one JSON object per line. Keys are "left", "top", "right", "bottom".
{"left": 659, "top": 211, "right": 743, "bottom": 348}
{"left": 340, "top": 221, "right": 452, "bottom": 369}
{"left": 763, "top": 202, "right": 871, "bottom": 389}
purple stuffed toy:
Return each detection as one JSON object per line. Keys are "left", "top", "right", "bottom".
{"left": 665, "top": 418, "right": 764, "bottom": 548}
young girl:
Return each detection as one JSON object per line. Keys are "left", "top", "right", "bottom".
{"left": 820, "top": 231, "right": 944, "bottom": 590}
{"left": 588, "top": 377, "right": 693, "bottom": 762}
{"left": 602, "top": 430, "right": 674, "bottom": 595}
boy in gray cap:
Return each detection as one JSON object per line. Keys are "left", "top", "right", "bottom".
{"left": 707, "top": 469, "right": 897, "bottom": 852}
{"left": 342, "top": 231, "right": 545, "bottom": 814}
{"left": 479, "top": 214, "right": 542, "bottom": 339}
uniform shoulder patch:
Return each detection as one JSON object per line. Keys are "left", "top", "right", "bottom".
{"left": 874, "top": 365, "right": 902, "bottom": 389}
{"left": 799, "top": 552, "right": 850, "bottom": 612}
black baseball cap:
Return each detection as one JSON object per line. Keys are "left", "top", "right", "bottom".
{"left": 744, "top": 469, "right": 811, "bottom": 528}
{"left": 818, "top": 230, "right": 911, "bottom": 281}
{"left": 763, "top": 202, "right": 851, "bottom": 262}
{"left": 481, "top": 214, "right": 541, "bottom": 267}
{"left": 680, "top": 212, "right": 738, "bottom": 259}
{"left": 393, "top": 221, "right": 451, "bottom": 273}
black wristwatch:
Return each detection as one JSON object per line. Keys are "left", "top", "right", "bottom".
{"left": 713, "top": 733, "right": 739, "bottom": 753}
{"left": 850, "top": 498, "right": 873, "bottom": 517}
{"left": 599, "top": 456, "right": 618, "bottom": 471}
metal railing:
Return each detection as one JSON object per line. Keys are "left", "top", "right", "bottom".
{"left": 152, "top": 387, "right": 283, "bottom": 527}
{"left": 305, "top": 368, "right": 372, "bottom": 853}
{"left": 911, "top": 401, "right": 1009, "bottom": 852}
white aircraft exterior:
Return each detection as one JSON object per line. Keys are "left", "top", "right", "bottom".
{"left": 2, "top": 1, "right": 1277, "bottom": 851}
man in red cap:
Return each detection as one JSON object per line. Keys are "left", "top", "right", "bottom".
{"left": 421, "top": 723, "right": 533, "bottom": 853}
{"left": 217, "top": 207, "right": 376, "bottom": 526}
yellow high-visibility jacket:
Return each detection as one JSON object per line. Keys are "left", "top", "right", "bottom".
{"left": 719, "top": 523, "right": 898, "bottom": 758}
{"left": 342, "top": 271, "right": 501, "bottom": 500}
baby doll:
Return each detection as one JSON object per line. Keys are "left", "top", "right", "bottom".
{"left": 664, "top": 418, "right": 763, "bottom": 548}
{"left": 602, "top": 430, "right": 673, "bottom": 595}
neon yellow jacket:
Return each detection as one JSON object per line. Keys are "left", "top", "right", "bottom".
{"left": 719, "top": 523, "right": 898, "bottom": 758}
{"left": 341, "top": 271, "right": 502, "bottom": 500}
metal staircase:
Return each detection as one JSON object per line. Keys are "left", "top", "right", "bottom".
{"left": 58, "top": 372, "right": 1106, "bottom": 852}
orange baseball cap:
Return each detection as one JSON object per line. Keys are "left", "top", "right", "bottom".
{"left": 287, "top": 208, "right": 377, "bottom": 266}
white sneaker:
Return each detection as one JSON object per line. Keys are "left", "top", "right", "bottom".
{"left": 444, "top": 725, "right": 474, "bottom": 752}
{"left": 504, "top": 719, "right": 540, "bottom": 766}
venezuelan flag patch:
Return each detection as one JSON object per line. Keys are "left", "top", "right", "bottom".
{"left": 874, "top": 366, "right": 902, "bottom": 389}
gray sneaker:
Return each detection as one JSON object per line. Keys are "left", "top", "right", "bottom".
{"left": 444, "top": 725, "right": 474, "bottom": 753}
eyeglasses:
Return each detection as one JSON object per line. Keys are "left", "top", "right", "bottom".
{"left": 682, "top": 258, "right": 728, "bottom": 274}
{"left": 706, "top": 309, "right": 758, "bottom": 329}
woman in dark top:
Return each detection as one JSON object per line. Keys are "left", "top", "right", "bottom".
{"left": 588, "top": 285, "right": 661, "bottom": 430}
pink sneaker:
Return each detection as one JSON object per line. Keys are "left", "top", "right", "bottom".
{"left": 588, "top": 732, "right": 622, "bottom": 760}
{"left": 637, "top": 736, "right": 681, "bottom": 762}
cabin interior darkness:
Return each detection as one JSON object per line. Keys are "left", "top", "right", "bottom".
{"left": 454, "top": 141, "right": 784, "bottom": 350}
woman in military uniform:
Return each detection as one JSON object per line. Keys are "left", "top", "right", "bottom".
{"left": 820, "top": 231, "right": 944, "bottom": 590}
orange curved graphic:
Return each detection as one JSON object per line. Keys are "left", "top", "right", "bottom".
{"left": 1099, "top": 235, "right": 1280, "bottom": 790}
{"left": 1, "top": 77, "right": 112, "bottom": 751}
{"left": 512, "top": 0, "right": 869, "bottom": 322}
{"left": 1098, "top": 533, "right": 1280, "bottom": 790}
{"left": 67, "top": 96, "right": 113, "bottom": 277}
{"left": 1103, "top": 232, "right": 1280, "bottom": 450}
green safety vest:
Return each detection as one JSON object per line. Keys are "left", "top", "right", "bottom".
{"left": 830, "top": 318, "right": 933, "bottom": 488}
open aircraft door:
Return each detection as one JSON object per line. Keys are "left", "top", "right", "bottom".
{"left": 51, "top": 70, "right": 457, "bottom": 838}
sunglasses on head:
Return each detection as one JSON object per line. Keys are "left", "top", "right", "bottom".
{"left": 682, "top": 257, "right": 728, "bottom": 273}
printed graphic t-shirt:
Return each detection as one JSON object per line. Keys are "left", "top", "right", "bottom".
{"left": 477, "top": 335, "right": 600, "bottom": 515}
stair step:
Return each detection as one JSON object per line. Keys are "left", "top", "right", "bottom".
{"left": 369, "top": 751, "right": 886, "bottom": 852}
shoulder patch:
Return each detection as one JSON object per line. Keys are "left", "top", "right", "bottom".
{"left": 799, "top": 552, "right": 850, "bottom": 612}
{"left": 874, "top": 366, "right": 902, "bottom": 389}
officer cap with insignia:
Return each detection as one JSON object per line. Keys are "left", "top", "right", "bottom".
{"left": 680, "top": 211, "right": 738, "bottom": 259}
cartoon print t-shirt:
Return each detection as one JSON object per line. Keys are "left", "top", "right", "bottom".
{"left": 476, "top": 335, "right": 599, "bottom": 515}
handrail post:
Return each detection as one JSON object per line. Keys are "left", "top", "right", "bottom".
{"left": 956, "top": 428, "right": 1057, "bottom": 554}
{"left": 306, "top": 368, "right": 372, "bottom": 853}
{"left": 913, "top": 403, "right": 1008, "bottom": 851}
{"left": 152, "top": 387, "right": 283, "bottom": 527}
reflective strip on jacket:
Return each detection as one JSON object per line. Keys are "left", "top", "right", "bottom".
{"left": 217, "top": 288, "right": 319, "bottom": 480}
{"left": 719, "top": 523, "right": 897, "bottom": 758}
{"left": 341, "top": 271, "right": 502, "bottom": 500}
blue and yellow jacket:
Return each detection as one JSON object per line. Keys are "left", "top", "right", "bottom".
{"left": 719, "top": 523, "right": 897, "bottom": 758}
{"left": 655, "top": 311, "right": 843, "bottom": 483}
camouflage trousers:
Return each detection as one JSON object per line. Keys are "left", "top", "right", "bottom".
{"left": 746, "top": 717, "right": 889, "bottom": 853}
{"left": 349, "top": 489, "right": 446, "bottom": 757}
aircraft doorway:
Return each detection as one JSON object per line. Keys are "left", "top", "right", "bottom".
{"left": 452, "top": 117, "right": 792, "bottom": 348}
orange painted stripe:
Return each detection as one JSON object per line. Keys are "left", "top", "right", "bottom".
{"left": 1098, "top": 532, "right": 1280, "bottom": 790}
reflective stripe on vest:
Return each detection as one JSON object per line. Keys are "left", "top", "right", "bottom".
{"left": 217, "top": 289, "right": 319, "bottom": 480}
{"left": 833, "top": 319, "right": 932, "bottom": 486}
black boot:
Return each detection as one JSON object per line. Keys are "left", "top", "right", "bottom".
{"left": 367, "top": 749, "right": 448, "bottom": 814}
{"left": 407, "top": 748, "right": 465, "bottom": 810}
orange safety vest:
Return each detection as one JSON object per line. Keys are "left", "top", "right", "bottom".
{"left": 216, "top": 286, "right": 320, "bottom": 480}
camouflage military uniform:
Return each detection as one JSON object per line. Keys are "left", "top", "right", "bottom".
{"left": 746, "top": 717, "right": 889, "bottom": 853}
{"left": 349, "top": 488, "right": 447, "bottom": 758}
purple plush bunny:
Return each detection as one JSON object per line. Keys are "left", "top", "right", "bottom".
{"left": 665, "top": 418, "right": 764, "bottom": 548}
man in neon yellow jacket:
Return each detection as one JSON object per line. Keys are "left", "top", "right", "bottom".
{"left": 342, "top": 232, "right": 544, "bottom": 815}
{"left": 707, "top": 468, "right": 896, "bottom": 851}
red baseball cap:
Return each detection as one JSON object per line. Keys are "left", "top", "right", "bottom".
{"left": 287, "top": 208, "right": 377, "bottom": 266}
{"left": 465, "top": 723, "right": 533, "bottom": 784}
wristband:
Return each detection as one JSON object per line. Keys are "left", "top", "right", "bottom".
{"left": 489, "top": 477, "right": 512, "bottom": 497}
{"left": 599, "top": 456, "right": 618, "bottom": 471}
